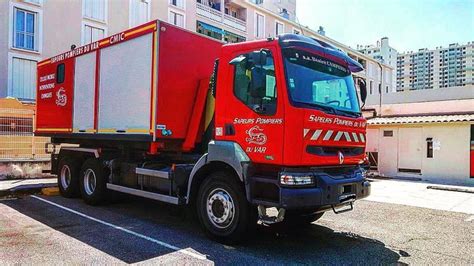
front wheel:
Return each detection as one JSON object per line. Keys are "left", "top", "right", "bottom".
{"left": 197, "top": 172, "right": 256, "bottom": 243}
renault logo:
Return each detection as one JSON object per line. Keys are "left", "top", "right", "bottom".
{"left": 338, "top": 151, "right": 344, "bottom": 164}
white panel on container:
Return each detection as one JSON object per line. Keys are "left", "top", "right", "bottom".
{"left": 73, "top": 51, "right": 96, "bottom": 132}
{"left": 98, "top": 33, "right": 152, "bottom": 134}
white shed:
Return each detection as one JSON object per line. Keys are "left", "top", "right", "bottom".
{"left": 366, "top": 114, "right": 474, "bottom": 185}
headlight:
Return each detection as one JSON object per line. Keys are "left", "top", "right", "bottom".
{"left": 280, "top": 172, "right": 315, "bottom": 186}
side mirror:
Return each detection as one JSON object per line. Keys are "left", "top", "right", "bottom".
{"left": 358, "top": 79, "right": 367, "bottom": 105}
{"left": 229, "top": 55, "right": 246, "bottom": 65}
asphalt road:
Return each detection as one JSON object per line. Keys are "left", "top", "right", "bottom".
{"left": 0, "top": 194, "right": 472, "bottom": 265}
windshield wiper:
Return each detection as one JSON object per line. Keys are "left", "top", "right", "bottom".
{"left": 293, "top": 101, "right": 336, "bottom": 114}
{"left": 294, "top": 101, "right": 361, "bottom": 118}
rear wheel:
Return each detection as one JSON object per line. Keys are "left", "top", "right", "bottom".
{"left": 57, "top": 157, "right": 81, "bottom": 198}
{"left": 197, "top": 172, "right": 256, "bottom": 243}
{"left": 79, "top": 158, "right": 108, "bottom": 205}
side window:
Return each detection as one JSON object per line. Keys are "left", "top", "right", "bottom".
{"left": 233, "top": 50, "right": 277, "bottom": 115}
{"left": 56, "top": 63, "right": 65, "bottom": 84}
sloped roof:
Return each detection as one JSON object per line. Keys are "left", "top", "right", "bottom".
{"left": 367, "top": 114, "right": 474, "bottom": 125}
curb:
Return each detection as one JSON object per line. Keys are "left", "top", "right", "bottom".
{"left": 427, "top": 185, "right": 474, "bottom": 194}
{"left": 367, "top": 175, "right": 423, "bottom": 182}
{"left": 0, "top": 183, "right": 57, "bottom": 197}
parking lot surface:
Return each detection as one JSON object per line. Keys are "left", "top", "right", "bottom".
{"left": 1, "top": 191, "right": 472, "bottom": 265}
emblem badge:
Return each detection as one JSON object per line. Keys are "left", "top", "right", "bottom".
{"left": 55, "top": 87, "right": 67, "bottom": 107}
{"left": 338, "top": 151, "right": 344, "bottom": 165}
{"left": 245, "top": 125, "right": 267, "bottom": 145}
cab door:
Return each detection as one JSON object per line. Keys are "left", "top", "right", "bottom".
{"left": 220, "top": 47, "right": 285, "bottom": 165}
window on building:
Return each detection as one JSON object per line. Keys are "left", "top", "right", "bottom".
{"left": 169, "top": 11, "right": 184, "bottom": 27}
{"left": 130, "top": 0, "right": 150, "bottom": 27}
{"left": 196, "top": 21, "right": 222, "bottom": 41}
{"left": 275, "top": 21, "right": 283, "bottom": 36}
{"left": 255, "top": 13, "right": 264, "bottom": 38}
{"left": 169, "top": 0, "right": 184, "bottom": 9}
{"left": 426, "top": 138, "right": 433, "bottom": 158}
{"left": 11, "top": 57, "right": 37, "bottom": 100}
{"left": 83, "top": 0, "right": 106, "bottom": 22}
{"left": 82, "top": 24, "right": 105, "bottom": 44}
{"left": 369, "top": 80, "right": 373, "bottom": 94}
{"left": 383, "top": 130, "right": 393, "bottom": 137}
{"left": 233, "top": 50, "right": 277, "bottom": 115}
{"left": 13, "top": 8, "right": 38, "bottom": 51}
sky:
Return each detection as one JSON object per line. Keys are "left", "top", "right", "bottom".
{"left": 296, "top": 0, "right": 474, "bottom": 53}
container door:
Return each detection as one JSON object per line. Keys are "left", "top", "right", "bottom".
{"left": 98, "top": 33, "right": 153, "bottom": 134}
{"left": 398, "top": 127, "right": 423, "bottom": 173}
{"left": 73, "top": 52, "right": 96, "bottom": 133}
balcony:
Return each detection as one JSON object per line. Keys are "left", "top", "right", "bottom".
{"left": 196, "top": 1, "right": 223, "bottom": 22}
{"left": 223, "top": 13, "right": 246, "bottom": 32}
{"left": 196, "top": 0, "right": 247, "bottom": 32}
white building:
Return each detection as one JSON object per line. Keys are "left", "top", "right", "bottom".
{"left": 358, "top": 37, "right": 398, "bottom": 92}
{"left": 396, "top": 42, "right": 474, "bottom": 91}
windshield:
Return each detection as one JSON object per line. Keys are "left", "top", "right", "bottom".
{"left": 282, "top": 48, "right": 360, "bottom": 115}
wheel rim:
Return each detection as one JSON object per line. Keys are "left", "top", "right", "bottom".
{"left": 84, "top": 169, "right": 97, "bottom": 196}
{"left": 206, "top": 188, "right": 235, "bottom": 229}
{"left": 60, "top": 165, "right": 71, "bottom": 189}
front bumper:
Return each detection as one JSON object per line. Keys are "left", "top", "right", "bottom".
{"left": 248, "top": 166, "right": 371, "bottom": 210}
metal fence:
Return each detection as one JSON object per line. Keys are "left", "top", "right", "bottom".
{"left": 0, "top": 107, "right": 51, "bottom": 161}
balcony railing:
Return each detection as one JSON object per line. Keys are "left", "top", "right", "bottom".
{"left": 196, "top": 2, "right": 247, "bottom": 32}
{"left": 196, "top": 2, "right": 223, "bottom": 23}
{"left": 223, "top": 14, "right": 246, "bottom": 32}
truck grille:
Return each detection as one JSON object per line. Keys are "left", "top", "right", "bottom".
{"left": 306, "top": 145, "right": 364, "bottom": 157}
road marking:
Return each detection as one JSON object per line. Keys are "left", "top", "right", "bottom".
{"left": 31, "top": 195, "right": 207, "bottom": 261}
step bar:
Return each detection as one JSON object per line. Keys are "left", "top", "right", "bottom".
{"left": 106, "top": 183, "right": 179, "bottom": 205}
{"left": 135, "top": 168, "right": 170, "bottom": 179}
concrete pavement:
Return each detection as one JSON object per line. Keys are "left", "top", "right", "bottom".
{"left": 366, "top": 179, "right": 474, "bottom": 214}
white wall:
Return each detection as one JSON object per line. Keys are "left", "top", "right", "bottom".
{"left": 367, "top": 123, "right": 473, "bottom": 185}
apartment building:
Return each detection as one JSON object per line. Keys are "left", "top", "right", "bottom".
{"left": 250, "top": 0, "right": 296, "bottom": 21}
{"left": 396, "top": 42, "right": 474, "bottom": 91}
{"left": 358, "top": 37, "right": 398, "bottom": 92}
{"left": 0, "top": 0, "right": 393, "bottom": 102}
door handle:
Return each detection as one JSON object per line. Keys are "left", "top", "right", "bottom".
{"left": 225, "top": 123, "right": 235, "bottom": 136}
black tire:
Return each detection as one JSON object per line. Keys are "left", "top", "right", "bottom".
{"left": 282, "top": 211, "right": 324, "bottom": 226}
{"left": 197, "top": 172, "right": 257, "bottom": 244}
{"left": 57, "top": 156, "right": 81, "bottom": 198}
{"left": 79, "top": 158, "right": 108, "bottom": 205}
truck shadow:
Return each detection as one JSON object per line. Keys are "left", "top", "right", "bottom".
{"left": 2, "top": 195, "right": 402, "bottom": 264}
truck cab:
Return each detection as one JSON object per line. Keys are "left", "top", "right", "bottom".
{"left": 193, "top": 34, "right": 370, "bottom": 239}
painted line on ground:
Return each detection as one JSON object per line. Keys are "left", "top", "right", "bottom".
{"left": 30, "top": 195, "right": 207, "bottom": 261}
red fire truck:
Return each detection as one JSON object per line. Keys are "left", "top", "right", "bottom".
{"left": 36, "top": 20, "right": 370, "bottom": 242}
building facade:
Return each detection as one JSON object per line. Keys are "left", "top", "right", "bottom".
{"left": 0, "top": 0, "right": 393, "bottom": 102}
{"left": 358, "top": 37, "right": 398, "bottom": 92}
{"left": 250, "top": 0, "right": 296, "bottom": 21}
{"left": 363, "top": 87, "right": 474, "bottom": 185}
{"left": 396, "top": 42, "right": 474, "bottom": 91}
